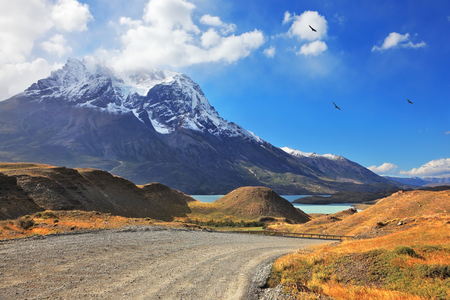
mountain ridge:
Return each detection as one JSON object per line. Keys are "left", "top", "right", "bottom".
{"left": 0, "top": 58, "right": 399, "bottom": 194}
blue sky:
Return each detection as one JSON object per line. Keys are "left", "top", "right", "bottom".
{"left": 0, "top": 0, "right": 449, "bottom": 177}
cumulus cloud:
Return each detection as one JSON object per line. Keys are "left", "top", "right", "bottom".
{"left": 372, "top": 32, "right": 426, "bottom": 52}
{"left": 51, "top": 0, "right": 93, "bottom": 32}
{"left": 0, "top": 0, "right": 93, "bottom": 100}
{"left": 282, "top": 11, "right": 293, "bottom": 25}
{"left": 41, "top": 34, "right": 72, "bottom": 57}
{"left": 367, "top": 163, "right": 399, "bottom": 174}
{"left": 282, "top": 10, "right": 328, "bottom": 56}
{"left": 298, "top": 40, "right": 327, "bottom": 56}
{"left": 287, "top": 10, "right": 327, "bottom": 41}
{"left": 263, "top": 46, "right": 276, "bottom": 58}
{"left": 400, "top": 158, "right": 450, "bottom": 177}
{"left": 200, "top": 14, "right": 236, "bottom": 34}
{"left": 111, "top": 0, "right": 264, "bottom": 72}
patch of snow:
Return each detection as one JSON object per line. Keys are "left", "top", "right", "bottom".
{"left": 281, "top": 147, "right": 344, "bottom": 161}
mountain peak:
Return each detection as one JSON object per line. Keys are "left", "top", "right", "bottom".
{"left": 24, "top": 58, "right": 263, "bottom": 142}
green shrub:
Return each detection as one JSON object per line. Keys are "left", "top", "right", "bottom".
{"left": 16, "top": 217, "right": 35, "bottom": 230}
{"left": 394, "top": 246, "right": 418, "bottom": 257}
{"left": 41, "top": 210, "right": 57, "bottom": 219}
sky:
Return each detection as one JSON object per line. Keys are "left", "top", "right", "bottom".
{"left": 0, "top": 0, "right": 449, "bottom": 178}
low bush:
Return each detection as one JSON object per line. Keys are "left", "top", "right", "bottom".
{"left": 39, "top": 210, "right": 58, "bottom": 219}
{"left": 394, "top": 245, "right": 419, "bottom": 257}
{"left": 16, "top": 217, "right": 35, "bottom": 230}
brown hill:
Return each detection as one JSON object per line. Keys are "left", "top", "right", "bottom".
{"left": 0, "top": 172, "right": 43, "bottom": 219}
{"left": 274, "top": 189, "right": 450, "bottom": 237}
{"left": 188, "top": 186, "right": 310, "bottom": 223}
{"left": 0, "top": 163, "right": 195, "bottom": 221}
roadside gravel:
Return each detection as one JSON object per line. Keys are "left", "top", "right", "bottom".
{"left": 0, "top": 226, "right": 330, "bottom": 300}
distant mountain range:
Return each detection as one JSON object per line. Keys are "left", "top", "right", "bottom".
{"left": 383, "top": 176, "right": 450, "bottom": 187}
{"left": 0, "top": 58, "right": 402, "bottom": 194}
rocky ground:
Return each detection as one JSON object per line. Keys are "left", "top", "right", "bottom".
{"left": 0, "top": 226, "right": 330, "bottom": 300}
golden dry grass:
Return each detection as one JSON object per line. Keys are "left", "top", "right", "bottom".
{"left": 0, "top": 210, "right": 199, "bottom": 240}
{"left": 269, "top": 189, "right": 450, "bottom": 299}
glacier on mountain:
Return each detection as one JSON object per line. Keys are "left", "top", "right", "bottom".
{"left": 24, "top": 58, "right": 263, "bottom": 143}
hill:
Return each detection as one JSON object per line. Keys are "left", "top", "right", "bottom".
{"left": 0, "top": 163, "right": 195, "bottom": 221}
{"left": 0, "top": 171, "right": 43, "bottom": 220}
{"left": 187, "top": 186, "right": 310, "bottom": 223}
{"left": 292, "top": 187, "right": 404, "bottom": 204}
{"left": 266, "top": 188, "right": 450, "bottom": 300}
{"left": 272, "top": 188, "right": 450, "bottom": 238}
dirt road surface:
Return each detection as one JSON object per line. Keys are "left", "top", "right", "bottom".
{"left": 0, "top": 226, "right": 330, "bottom": 300}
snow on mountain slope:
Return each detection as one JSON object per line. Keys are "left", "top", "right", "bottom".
{"left": 281, "top": 147, "right": 344, "bottom": 161}
{"left": 24, "top": 58, "right": 262, "bottom": 143}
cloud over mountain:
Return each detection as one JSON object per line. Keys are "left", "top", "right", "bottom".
{"left": 399, "top": 158, "right": 450, "bottom": 177}
{"left": 368, "top": 163, "right": 399, "bottom": 175}
{"left": 110, "top": 0, "right": 264, "bottom": 72}
{"left": 0, "top": 0, "right": 93, "bottom": 100}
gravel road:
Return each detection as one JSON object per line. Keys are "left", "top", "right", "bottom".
{"left": 0, "top": 226, "right": 330, "bottom": 300}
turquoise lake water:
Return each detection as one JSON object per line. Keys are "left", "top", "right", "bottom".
{"left": 189, "top": 195, "right": 354, "bottom": 214}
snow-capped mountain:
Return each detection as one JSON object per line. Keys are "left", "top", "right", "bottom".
{"left": 281, "top": 147, "right": 345, "bottom": 161}
{"left": 280, "top": 146, "right": 395, "bottom": 185}
{"left": 0, "top": 58, "right": 399, "bottom": 194}
{"left": 25, "top": 58, "right": 261, "bottom": 142}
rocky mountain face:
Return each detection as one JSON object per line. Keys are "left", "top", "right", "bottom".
{"left": 0, "top": 59, "right": 398, "bottom": 194}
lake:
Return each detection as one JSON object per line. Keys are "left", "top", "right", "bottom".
{"left": 189, "top": 195, "right": 355, "bottom": 214}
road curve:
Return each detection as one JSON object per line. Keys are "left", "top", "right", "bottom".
{"left": 0, "top": 226, "right": 330, "bottom": 300}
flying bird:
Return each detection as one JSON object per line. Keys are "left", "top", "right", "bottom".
{"left": 309, "top": 25, "right": 317, "bottom": 32}
{"left": 407, "top": 99, "right": 413, "bottom": 104}
{"left": 333, "top": 102, "right": 341, "bottom": 110}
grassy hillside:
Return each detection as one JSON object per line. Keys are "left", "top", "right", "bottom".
{"left": 187, "top": 186, "right": 310, "bottom": 223}
{"left": 273, "top": 189, "right": 450, "bottom": 238}
{"left": 0, "top": 163, "right": 195, "bottom": 221}
{"left": 266, "top": 189, "right": 450, "bottom": 299}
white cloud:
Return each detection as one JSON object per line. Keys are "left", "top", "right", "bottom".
{"left": 282, "top": 10, "right": 328, "bottom": 57}
{"left": 282, "top": 11, "right": 292, "bottom": 25}
{"left": 448, "top": 16, "right": 450, "bottom": 22}
{"left": 0, "top": 0, "right": 93, "bottom": 100}
{"left": 445, "top": 131, "right": 450, "bottom": 135}
{"left": 51, "top": 0, "right": 93, "bottom": 32}
{"left": 119, "top": 17, "right": 143, "bottom": 28}
{"left": 298, "top": 40, "right": 327, "bottom": 56}
{"left": 288, "top": 11, "right": 327, "bottom": 41}
{"left": 41, "top": 34, "right": 72, "bottom": 57}
{"left": 263, "top": 46, "right": 276, "bottom": 58}
{"left": 111, "top": 0, "right": 264, "bottom": 72}
{"left": 372, "top": 32, "right": 426, "bottom": 52}
{"left": 368, "top": 162, "right": 399, "bottom": 174}
{"left": 201, "top": 29, "right": 221, "bottom": 49}
{"left": 200, "top": 14, "right": 236, "bottom": 35}
{"left": 143, "top": 0, "right": 199, "bottom": 33}
{"left": 0, "top": 59, "right": 62, "bottom": 100}
{"left": 400, "top": 158, "right": 450, "bottom": 177}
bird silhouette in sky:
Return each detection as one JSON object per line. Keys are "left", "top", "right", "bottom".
{"left": 407, "top": 99, "right": 413, "bottom": 104}
{"left": 333, "top": 102, "right": 341, "bottom": 110}
{"left": 309, "top": 25, "right": 317, "bottom": 32}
